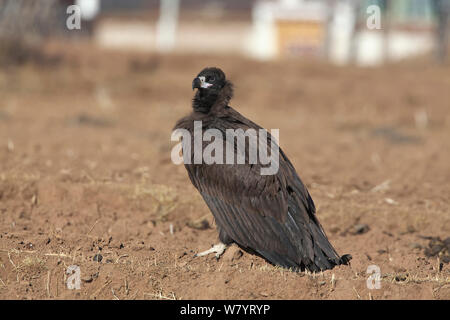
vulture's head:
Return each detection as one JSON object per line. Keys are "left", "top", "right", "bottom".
{"left": 192, "top": 67, "right": 232, "bottom": 113}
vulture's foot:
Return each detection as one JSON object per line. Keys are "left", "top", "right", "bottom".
{"left": 194, "top": 242, "right": 227, "bottom": 259}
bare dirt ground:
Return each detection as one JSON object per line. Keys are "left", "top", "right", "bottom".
{"left": 0, "top": 43, "right": 449, "bottom": 300}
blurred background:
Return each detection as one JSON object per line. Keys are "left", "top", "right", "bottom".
{"left": 1, "top": 0, "right": 449, "bottom": 64}
{"left": 0, "top": 0, "right": 449, "bottom": 300}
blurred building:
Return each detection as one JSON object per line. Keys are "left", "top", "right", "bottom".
{"left": 95, "top": 0, "right": 255, "bottom": 54}
{"left": 92, "top": 0, "right": 446, "bottom": 65}
{"left": 248, "top": 0, "right": 439, "bottom": 65}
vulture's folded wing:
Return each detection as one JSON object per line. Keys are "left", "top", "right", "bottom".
{"left": 184, "top": 127, "right": 347, "bottom": 271}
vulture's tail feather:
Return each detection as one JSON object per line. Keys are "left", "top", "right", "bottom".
{"left": 284, "top": 209, "right": 352, "bottom": 272}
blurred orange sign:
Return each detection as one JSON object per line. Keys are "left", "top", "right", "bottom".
{"left": 276, "top": 19, "right": 324, "bottom": 57}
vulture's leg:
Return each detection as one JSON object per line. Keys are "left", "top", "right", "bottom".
{"left": 194, "top": 242, "right": 227, "bottom": 259}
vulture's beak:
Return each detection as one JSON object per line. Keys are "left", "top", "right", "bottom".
{"left": 192, "top": 77, "right": 201, "bottom": 90}
{"left": 192, "top": 76, "right": 213, "bottom": 90}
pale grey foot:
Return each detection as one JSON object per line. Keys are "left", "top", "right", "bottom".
{"left": 194, "top": 242, "right": 227, "bottom": 259}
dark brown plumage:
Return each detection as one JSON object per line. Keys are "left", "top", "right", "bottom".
{"left": 174, "top": 67, "right": 351, "bottom": 272}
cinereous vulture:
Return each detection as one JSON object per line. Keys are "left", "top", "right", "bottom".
{"left": 174, "top": 67, "right": 351, "bottom": 272}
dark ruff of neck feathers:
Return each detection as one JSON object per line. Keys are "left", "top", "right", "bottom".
{"left": 192, "top": 81, "right": 233, "bottom": 114}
